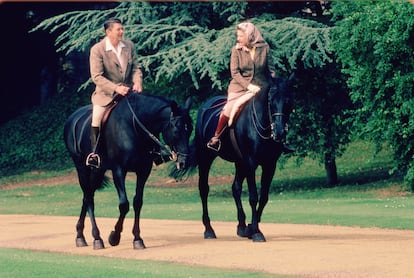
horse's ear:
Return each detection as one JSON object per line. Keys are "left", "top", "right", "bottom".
{"left": 184, "top": 97, "right": 192, "bottom": 111}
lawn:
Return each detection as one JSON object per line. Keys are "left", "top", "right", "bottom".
{"left": 0, "top": 141, "right": 412, "bottom": 277}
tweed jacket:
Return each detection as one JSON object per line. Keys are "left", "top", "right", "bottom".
{"left": 90, "top": 38, "right": 143, "bottom": 106}
{"left": 227, "top": 41, "right": 275, "bottom": 94}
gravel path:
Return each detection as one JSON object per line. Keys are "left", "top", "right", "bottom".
{"left": 1, "top": 214, "right": 414, "bottom": 277}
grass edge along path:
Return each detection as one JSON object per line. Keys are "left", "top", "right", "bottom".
{"left": 0, "top": 248, "right": 284, "bottom": 278}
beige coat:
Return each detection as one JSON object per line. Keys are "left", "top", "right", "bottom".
{"left": 223, "top": 41, "right": 275, "bottom": 117}
{"left": 228, "top": 41, "right": 275, "bottom": 94}
{"left": 90, "top": 39, "right": 143, "bottom": 106}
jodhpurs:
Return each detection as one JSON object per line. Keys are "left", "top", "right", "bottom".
{"left": 91, "top": 105, "right": 106, "bottom": 128}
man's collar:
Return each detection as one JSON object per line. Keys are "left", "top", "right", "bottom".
{"left": 105, "top": 37, "right": 126, "bottom": 51}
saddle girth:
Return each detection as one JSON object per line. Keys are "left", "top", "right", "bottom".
{"left": 229, "top": 128, "right": 243, "bottom": 159}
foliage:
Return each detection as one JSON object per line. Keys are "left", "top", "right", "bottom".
{"left": 288, "top": 62, "right": 353, "bottom": 168}
{"left": 32, "top": 2, "right": 333, "bottom": 94}
{"left": 331, "top": 1, "right": 414, "bottom": 189}
{"left": 0, "top": 90, "right": 88, "bottom": 176}
{"left": 29, "top": 2, "right": 353, "bottom": 186}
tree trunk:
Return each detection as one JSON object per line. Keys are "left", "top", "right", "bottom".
{"left": 324, "top": 153, "right": 338, "bottom": 187}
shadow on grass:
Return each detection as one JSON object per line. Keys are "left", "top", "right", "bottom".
{"left": 208, "top": 167, "right": 404, "bottom": 198}
{"left": 271, "top": 166, "right": 403, "bottom": 193}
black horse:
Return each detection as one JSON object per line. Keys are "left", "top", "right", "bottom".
{"left": 194, "top": 74, "right": 294, "bottom": 242}
{"left": 64, "top": 92, "right": 192, "bottom": 249}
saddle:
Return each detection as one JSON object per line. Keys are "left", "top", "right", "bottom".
{"left": 100, "top": 94, "right": 124, "bottom": 128}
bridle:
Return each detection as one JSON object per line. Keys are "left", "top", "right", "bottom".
{"left": 250, "top": 88, "right": 288, "bottom": 141}
{"left": 125, "top": 96, "right": 189, "bottom": 162}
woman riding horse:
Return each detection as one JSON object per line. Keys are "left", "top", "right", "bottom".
{"left": 207, "top": 22, "right": 294, "bottom": 154}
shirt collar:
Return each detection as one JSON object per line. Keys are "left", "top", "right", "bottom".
{"left": 105, "top": 37, "right": 126, "bottom": 52}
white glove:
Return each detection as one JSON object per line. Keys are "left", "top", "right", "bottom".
{"left": 247, "top": 84, "right": 261, "bottom": 95}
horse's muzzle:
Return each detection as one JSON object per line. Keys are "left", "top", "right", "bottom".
{"left": 175, "top": 152, "right": 189, "bottom": 170}
{"left": 270, "top": 122, "right": 286, "bottom": 143}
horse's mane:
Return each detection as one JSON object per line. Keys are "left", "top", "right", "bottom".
{"left": 129, "top": 92, "right": 181, "bottom": 114}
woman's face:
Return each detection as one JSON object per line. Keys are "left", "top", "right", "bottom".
{"left": 236, "top": 29, "right": 248, "bottom": 47}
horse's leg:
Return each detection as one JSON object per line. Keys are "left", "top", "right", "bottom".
{"left": 245, "top": 167, "right": 266, "bottom": 242}
{"left": 74, "top": 164, "right": 89, "bottom": 247}
{"left": 132, "top": 161, "right": 152, "bottom": 249}
{"left": 77, "top": 168, "right": 106, "bottom": 249}
{"left": 257, "top": 162, "right": 277, "bottom": 223}
{"left": 108, "top": 167, "right": 129, "bottom": 247}
{"left": 233, "top": 162, "right": 247, "bottom": 237}
{"left": 198, "top": 155, "right": 216, "bottom": 239}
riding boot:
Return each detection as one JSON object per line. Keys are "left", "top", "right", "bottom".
{"left": 207, "top": 114, "right": 229, "bottom": 151}
{"left": 86, "top": 126, "right": 101, "bottom": 168}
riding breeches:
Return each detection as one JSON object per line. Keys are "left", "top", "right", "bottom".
{"left": 91, "top": 105, "right": 106, "bottom": 127}
{"left": 222, "top": 91, "right": 246, "bottom": 117}
{"left": 222, "top": 84, "right": 269, "bottom": 118}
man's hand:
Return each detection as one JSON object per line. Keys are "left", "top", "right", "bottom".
{"left": 115, "top": 85, "right": 130, "bottom": 96}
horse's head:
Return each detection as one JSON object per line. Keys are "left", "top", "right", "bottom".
{"left": 162, "top": 97, "right": 193, "bottom": 170}
{"left": 268, "top": 73, "right": 295, "bottom": 143}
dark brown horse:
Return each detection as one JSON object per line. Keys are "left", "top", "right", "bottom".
{"left": 64, "top": 92, "right": 192, "bottom": 249}
{"left": 193, "top": 75, "right": 294, "bottom": 242}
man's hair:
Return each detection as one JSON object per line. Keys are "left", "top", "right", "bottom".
{"left": 104, "top": 17, "right": 122, "bottom": 31}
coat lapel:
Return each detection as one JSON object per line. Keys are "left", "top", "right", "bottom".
{"left": 120, "top": 45, "right": 130, "bottom": 78}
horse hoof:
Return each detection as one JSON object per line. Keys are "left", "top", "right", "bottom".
{"left": 75, "top": 237, "right": 88, "bottom": 247}
{"left": 204, "top": 230, "right": 217, "bottom": 239}
{"left": 93, "top": 239, "right": 105, "bottom": 249}
{"left": 133, "top": 239, "right": 146, "bottom": 249}
{"left": 244, "top": 224, "right": 255, "bottom": 239}
{"left": 237, "top": 226, "right": 248, "bottom": 238}
{"left": 108, "top": 231, "right": 121, "bottom": 246}
{"left": 251, "top": 232, "right": 266, "bottom": 242}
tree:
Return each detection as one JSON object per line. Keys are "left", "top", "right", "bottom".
{"left": 331, "top": 1, "right": 414, "bottom": 190}
{"left": 32, "top": 2, "right": 353, "bottom": 187}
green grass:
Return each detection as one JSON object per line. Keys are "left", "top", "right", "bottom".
{"left": 0, "top": 248, "right": 279, "bottom": 278}
{"left": 0, "top": 140, "right": 411, "bottom": 277}
{"left": 1, "top": 180, "right": 411, "bottom": 229}
{"left": 0, "top": 141, "right": 411, "bottom": 230}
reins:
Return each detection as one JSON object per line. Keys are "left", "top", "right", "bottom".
{"left": 250, "top": 94, "right": 272, "bottom": 140}
{"left": 125, "top": 95, "right": 178, "bottom": 162}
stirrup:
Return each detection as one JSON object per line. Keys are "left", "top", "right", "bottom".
{"left": 86, "top": 153, "right": 101, "bottom": 169}
{"left": 207, "top": 137, "right": 221, "bottom": 152}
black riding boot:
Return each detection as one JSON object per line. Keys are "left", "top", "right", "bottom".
{"left": 86, "top": 126, "right": 101, "bottom": 168}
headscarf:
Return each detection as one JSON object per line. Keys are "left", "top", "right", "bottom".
{"left": 235, "top": 22, "right": 266, "bottom": 50}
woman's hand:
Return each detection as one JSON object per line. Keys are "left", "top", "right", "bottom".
{"left": 247, "top": 84, "right": 261, "bottom": 94}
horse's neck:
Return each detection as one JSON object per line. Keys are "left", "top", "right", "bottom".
{"left": 124, "top": 94, "right": 169, "bottom": 131}
{"left": 252, "top": 91, "right": 269, "bottom": 122}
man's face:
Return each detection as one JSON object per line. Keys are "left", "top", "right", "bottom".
{"left": 107, "top": 22, "right": 124, "bottom": 43}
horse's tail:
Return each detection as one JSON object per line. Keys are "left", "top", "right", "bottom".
{"left": 168, "top": 139, "right": 198, "bottom": 180}
{"left": 89, "top": 171, "right": 112, "bottom": 191}
{"left": 100, "top": 175, "right": 112, "bottom": 190}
